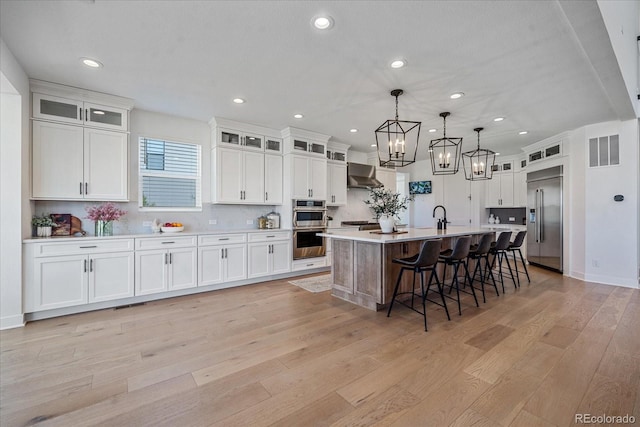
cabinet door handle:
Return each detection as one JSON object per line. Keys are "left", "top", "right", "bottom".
{"left": 80, "top": 182, "right": 83, "bottom": 195}
{"left": 79, "top": 107, "right": 83, "bottom": 121}
{"left": 311, "top": 189, "right": 313, "bottom": 197}
{"left": 265, "top": 192, "right": 268, "bottom": 201}
{"left": 164, "top": 253, "right": 168, "bottom": 264}
{"left": 266, "top": 235, "right": 275, "bottom": 238}
{"left": 84, "top": 259, "right": 87, "bottom": 273}
{"left": 218, "top": 237, "right": 229, "bottom": 241}
{"left": 224, "top": 248, "right": 227, "bottom": 258}
{"left": 85, "top": 109, "right": 88, "bottom": 122}
{"left": 161, "top": 241, "right": 175, "bottom": 244}
{"left": 85, "top": 182, "right": 88, "bottom": 195}
{"left": 89, "top": 259, "right": 93, "bottom": 272}
{"left": 221, "top": 250, "right": 224, "bottom": 259}
{"left": 80, "top": 245, "right": 97, "bottom": 249}
{"left": 169, "top": 253, "right": 172, "bottom": 264}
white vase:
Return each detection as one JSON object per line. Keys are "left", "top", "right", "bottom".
{"left": 37, "top": 226, "right": 52, "bottom": 237}
{"left": 378, "top": 215, "right": 395, "bottom": 233}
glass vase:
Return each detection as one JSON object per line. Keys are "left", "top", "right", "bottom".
{"left": 95, "top": 220, "right": 113, "bottom": 236}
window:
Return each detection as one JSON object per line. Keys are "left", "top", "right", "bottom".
{"left": 139, "top": 137, "right": 201, "bottom": 210}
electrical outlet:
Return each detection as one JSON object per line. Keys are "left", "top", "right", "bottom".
{"left": 246, "top": 219, "right": 254, "bottom": 225}
{"left": 209, "top": 219, "right": 217, "bottom": 225}
{"left": 592, "top": 259, "right": 599, "bottom": 268}
{"left": 143, "top": 221, "right": 152, "bottom": 227}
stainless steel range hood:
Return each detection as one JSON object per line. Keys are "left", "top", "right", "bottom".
{"left": 347, "top": 162, "right": 383, "bottom": 189}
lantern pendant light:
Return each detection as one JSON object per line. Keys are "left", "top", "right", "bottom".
{"left": 375, "top": 89, "right": 421, "bottom": 168}
{"left": 429, "top": 112, "right": 462, "bottom": 175}
{"left": 462, "top": 127, "right": 496, "bottom": 181}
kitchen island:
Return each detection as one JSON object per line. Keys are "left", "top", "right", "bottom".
{"left": 318, "top": 227, "right": 494, "bottom": 311}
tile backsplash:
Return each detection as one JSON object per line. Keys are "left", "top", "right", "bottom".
{"left": 33, "top": 201, "right": 279, "bottom": 236}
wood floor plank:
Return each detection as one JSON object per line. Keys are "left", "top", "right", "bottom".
{"left": 0, "top": 268, "right": 638, "bottom": 426}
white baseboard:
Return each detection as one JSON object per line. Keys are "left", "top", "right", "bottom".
{"left": 1, "top": 314, "right": 25, "bottom": 330}
{"left": 583, "top": 273, "right": 639, "bottom": 289}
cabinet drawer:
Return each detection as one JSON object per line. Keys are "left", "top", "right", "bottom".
{"left": 248, "top": 231, "right": 290, "bottom": 242}
{"left": 292, "top": 258, "right": 326, "bottom": 271}
{"left": 135, "top": 236, "right": 197, "bottom": 250}
{"left": 198, "top": 233, "right": 247, "bottom": 246}
{"left": 34, "top": 239, "right": 134, "bottom": 257}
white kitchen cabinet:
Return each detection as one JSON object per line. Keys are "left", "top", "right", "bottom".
{"left": 264, "top": 153, "right": 283, "bottom": 204}
{"left": 198, "top": 234, "right": 247, "bottom": 286}
{"left": 32, "top": 121, "right": 128, "bottom": 201}
{"left": 485, "top": 172, "right": 514, "bottom": 207}
{"left": 376, "top": 167, "right": 397, "bottom": 191}
{"left": 513, "top": 171, "right": 527, "bottom": 208}
{"left": 135, "top": 236, "right": 198, "bottom": 295}
{"left": 33, "top": 93, "right": 128, "bottom": 131}
{"left": 215, "top": 128, "right": 265, "bottom": 152}
{"left": 247, "top": 232, "right": 291, "bottom": 278}
{"left": 24, "top": 239, "right": 134, "bottom": 312}
{"left": 291, "top": 155, "right": 327, "bottom": 199}
{"left": 213, "top": 147, "right": 265, "bottom": 204}
{"left": 327, "top": 163, "right": 347, "bottom": 206}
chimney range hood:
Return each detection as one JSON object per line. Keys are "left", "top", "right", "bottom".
{"left": 347, "top": 162, "right": 383, "bottom": 189}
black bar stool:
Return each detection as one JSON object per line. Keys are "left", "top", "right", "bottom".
{"left": 467, "top": 233, "right": 499, "bottom": 303}
{"left": 387, "top": 239, "right": 449, "bottom": 331}
{"left": 437, "top": 236, "right": 478, "bottom": 316}
{"left": 489, "top": 231, "right": 517, "bottom": 293}
{"left": 507, "top": 231, "right": 530, "bottom": 286}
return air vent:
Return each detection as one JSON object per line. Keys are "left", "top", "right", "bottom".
{"left": 589, "top": 135, "right": 619, "bottom": 167}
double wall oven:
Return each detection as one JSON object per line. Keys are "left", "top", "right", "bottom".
{"left": 292, "top": 200, "right": 327, "bottom": 260}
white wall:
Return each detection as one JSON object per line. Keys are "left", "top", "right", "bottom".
{"left": 597, "top": 0, "right": 640, "bottom": 117}
{"left": 583, "top": 119, "right": 639, "bottom": 288}
{"left": 1, "top": 38, "right": 30, "bottom": 329}
{"left": 568, "top": 127, "right": 586, "bottom": 280}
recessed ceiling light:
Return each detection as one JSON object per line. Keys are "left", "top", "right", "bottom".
{"left": 390, "top": 59, "right": 406, "bottom": 69}
{"left": 493, "top": 117, "right": 505, "bottom": 122}
{"left": 233, "top": 98, "right": 245, "bottom": 104}
{"left": 81, "top": 58, "right": 102, "bottom": 68}
{"left": 371, "top": 144, "right": 376, "bottom": 147}
{"left": 312, "top": 15, "right": 334, "bottom": 30}
{"left": 350, "top": 128, "right": 358, "bottom": 133}
{"left": 428, "top": 128, "right": 437, "bottom": 133}
{"left": 293, "top": 113, "right": 304, "bottom": 119}
{"left": 519, "top": 131, "right": 528, "bottom": 135}
{"left": 450, "top": 92, "right": 464, "bottom": 99}
{"left": 495, "top": 152, "right": 501, "bottom": 156}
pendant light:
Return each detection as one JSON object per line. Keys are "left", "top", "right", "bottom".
{"left": 429, "top": 112, "right": 462, "bottom": 175}
{"left": 462, "top": 127, "right": 496, "bottom": 181}
{"left": 375, "top": 89, "right": 421, "bottom": 168}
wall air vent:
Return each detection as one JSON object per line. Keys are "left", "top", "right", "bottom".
{"left": 589, "top": 135, "right": 619, "bottom": 167}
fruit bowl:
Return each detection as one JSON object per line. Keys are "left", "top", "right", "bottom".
{"left": 161, "top": 226, "right": 184, "bottom": 233}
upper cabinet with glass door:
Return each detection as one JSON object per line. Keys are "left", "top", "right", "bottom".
{"left": 33, "top": 93, "right": 128, "bottom": 132}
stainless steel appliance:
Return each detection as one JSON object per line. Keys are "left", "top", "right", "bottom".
{"left": 527, "top": 166, "right": 563, "bottom": 272}
{"left": 293, "top": 200, "right": 327, "bottom": 228}
{"left": 292, "top": 200, "right": 327, "bottom": 259}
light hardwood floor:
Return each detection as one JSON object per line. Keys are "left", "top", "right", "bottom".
{"left": 1, "top": 266, "right": 639, "bottom": 426}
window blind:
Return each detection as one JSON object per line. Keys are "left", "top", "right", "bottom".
{"left": 139, "top": 137, "right": 201, "bottom": 208}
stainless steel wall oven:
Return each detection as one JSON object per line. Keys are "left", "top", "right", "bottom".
{"left": 292, "top": 200, "right": 327, "bottom": 260}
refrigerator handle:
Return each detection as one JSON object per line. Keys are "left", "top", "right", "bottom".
{"left": 539, "top": 188, "right": 544, "bottom": 242}
{"left": 535, "top": 189, "right": 541, "bottom": 243}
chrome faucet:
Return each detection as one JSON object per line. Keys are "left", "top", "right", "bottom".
{"left": 433, "top": 205, "right": 448, "bottom": 229}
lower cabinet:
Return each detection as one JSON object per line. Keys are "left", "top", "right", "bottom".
{"left": 135, "top": 247, "right": 197, "bottom": 295}
{"left": 247, "top": 231, "right": 291, "bottom": 278}
{"left": 25, "top": 239, "right": 134, "bottom": 312}
{"left": 135, "top": 236, "right": 198, "bottom": 295}
{"left": 198, "top": 233, "right": 247, "bottom": 286}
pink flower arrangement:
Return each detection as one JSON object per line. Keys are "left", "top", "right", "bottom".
{"left": 85, "top": 202, "right": 127, "bottom": 222}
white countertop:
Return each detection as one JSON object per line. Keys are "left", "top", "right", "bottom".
{"left": 23, "top": 228, "right": 292, "bottom": 243}
{"left": 319, "top": 226, "right": 493, "bottom": 244}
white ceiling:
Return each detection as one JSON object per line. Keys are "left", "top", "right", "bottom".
{"left": 0, "top": 0, "right": 635, "bottom": 157}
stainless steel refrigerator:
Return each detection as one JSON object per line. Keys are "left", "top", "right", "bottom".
{"left": 527, "top": 166, "right": 563, "bottom": 272}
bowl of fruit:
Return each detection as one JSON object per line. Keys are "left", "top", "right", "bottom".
{"left": 160, "top": 222, "right": 184, "bottom": 233}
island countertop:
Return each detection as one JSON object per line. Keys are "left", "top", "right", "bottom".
{"left": 319, "top": 226, "right": 492, "bottom": 244}
{"left": 321, "top": 226, "right": 495, "bottom": 311}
